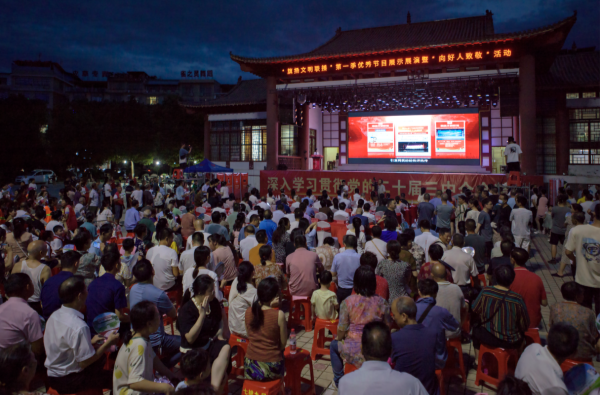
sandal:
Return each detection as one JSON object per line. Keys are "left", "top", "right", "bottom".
{"left": 551, "top": 273, "right": 565, "bottom": 278}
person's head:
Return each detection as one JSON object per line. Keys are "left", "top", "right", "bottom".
{"left": 159, "top": 227, "right": 174, "bottom": 244}
{"left": 255, "top": 229, "right": 267, "bottom": 244}
{"left": 131, "top": 199, "right": 139, "bottom": 208}
{"left": 387, "top": 199, "right": 396, "bottom": 210}
{"left": 319, "top": 270, "right": 333, "bottom": 287}
{"left": 193, "top": 246, "right": 212, "bottom": 274}
{"left": 353, "top": 265, "right": 376, "bottom": 297}
{"left": 451, "top": 233, "right": 465, "bottom": 248}
{"left": 134, "top": 223, "right": 148, "bottom": 239}
{"left": 423, "top": 193, "right": 430, "bottom": 201}
{"left": 59, "top": 276, "right": 87, "bottom": 309}
{"left": 560, "top": 281, "right": 581, "bottom": 302}
{"left": 123, "top": 300, "right": 161, "bottom": 344}
{"left": 572, "top": 211, "right": 586, "bottom": 225}
{"left": 510, "top": 247, "right": 529, "bottom": 267}
{"left": 99, "top": 223, "right": 113, "bottom": 241}
{"left": 418, "top": 219, "right": 431, "bottom": 231}
{"left": 179, "top": 349, "right": 211, "bottom": 383}
{"left": 5, "top": 273, "right": 34, "bottom": 300}
{"left": 25, "top": 240, "right": 46, "bottom": 261}
{"left": 500, "top": 239, "right": 514, "bottom": 257}
{"left": 132, "top": 259, "right": 154, "bottom": 283}
{"left": 182, "top": 274, "right": 215, "bottom": 307}
{"left": 272, "top": 217, "right": 290, "bottom": 245}
{"left": 495, "top": 265, "right": 516, "bottom": 288}
{"left": 384, "top": 216, "right": 398, "bottom": 231}
{"left": 339, "top": 202, "right": 346, "bottom": 211}
{"left": 258, "top": 244, "right": 272, "bottom": 266}
{"left": 391, "top": 296, "right": 417, "bottom": 328}
{"left": 361, "top": 321, "right": 392, "bottom": 362}
{"left": 244, "top": 225, "right": 256, "bottom": 237}
{"left": 264, "top": 210, "right": 273, "bottom": 220}
{"left": 342, "top": 234, "right": 358, "bottom": 251}
{"left": 249, "top": 214, "right": 260, "bottom": 226}
{"left": 100, "top": 248, "right": 121, "bottom": 274}
{"left": 351, "top": 216, "right": 362, "bottom": 237}
{"left": 34, "top": 206, "right": 45, "bottom": 220}
{"left": 363, "top": 203, "right": 371, "bottom": 213}
{"left": 0, "top": 342, "right": 37, "bottom": 394}
{"left": 547, "top": 322, "right": 579, "bottom": 364}
{"left": 249, "top": 277, "right": 280, "bottom": 331}
{"left": 236, "top": 261, "right": 255, "bottom": 294}
{"left": 465, "top": 219, "right": 476, "bottom": 233}
{"left": 418, "top": 278, "right": 439, "bottom": 298}
{"left": 12, "top": 217, "right": 28, "bottom": 239}
{"left": 496, "top": 376, "right": 533, "bottom": 395}
{"left": 428, "top": 243, "right": 444, "bottom": 262}
{"left": 60, "top": 250, "right": 81, "bottom": 272}
{"left": 191, "top": 231, "right": 205, "bottom": 247}
{"left": 51, "top": 224, "right": 64, "bottom": 238}
{"left": 438, "top": 228, "right": 451, "bottom": 245}
{"left": 360, "top": 251, "right": 378, "bottom": 271}
{"left": 482, "top": 198, "right": 493, "bottom": 211}
{"left": 211, "top": 211, "right": 221, "bottom": 224}
{"left": 322, "top": 237, "right": 335, "bottom": 248}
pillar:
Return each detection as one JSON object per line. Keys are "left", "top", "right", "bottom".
{"left": 300, "top": 103, "right": 310, "bottom": 169}
{"left": 266, "top": 76, "right": 279, "bottom": 170}
{"left": 519, "top": 54, "right": 537, "bottom": 175}
{"left": 203, "top": 114, "right": 210, "bottom": 161}
{"left": 555, "top": 94, "right": 570, "bottom": 175}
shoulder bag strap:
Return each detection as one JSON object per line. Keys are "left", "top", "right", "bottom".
{"left": 371, "top": 240, "right": 385, "bottom": 259}
{"left": 418, "top": 303, "right": 435, "bottom": 324}
{"left": 475, "top": 289, "right": 510, "bottom": 328}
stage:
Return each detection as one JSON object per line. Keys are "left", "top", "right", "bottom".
{"left": 260, "top": 170, "right": 543, "bottom": 203}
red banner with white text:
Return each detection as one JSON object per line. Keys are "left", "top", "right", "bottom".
{"left": 260, "top": 170, "right": 542, "bottom": 203}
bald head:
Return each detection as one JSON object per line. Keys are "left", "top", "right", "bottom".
{"left": 194, "top": 219, "right": 204, "bottom": 231}
{"left": 431, "top": 263, "right": 447, "bottom": 281}
{"left": 28, "top": 240, "right": 47, "bottom": 260}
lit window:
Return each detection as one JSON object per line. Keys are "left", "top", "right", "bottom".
{"left": 149, "top": 97, "right": 158, "bottom": 105}
{"left": 566, "top": 93, "right": 580, "bottom": 99}
{"left": 570, "top": 149, "right": 589, "bottom": 164}
{"left": 583, "top": 92, "right": 597, "bottom": 98}
{"left": 40, "top": 125, "right": 48, "bottom": 134}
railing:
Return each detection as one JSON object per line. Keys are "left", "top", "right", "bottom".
{"left": 279, "top": 156, "right": 302, "bottom": 170}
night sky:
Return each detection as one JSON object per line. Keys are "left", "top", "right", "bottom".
{"left": 1, "top": 0, "right": 598, "bottom": 84}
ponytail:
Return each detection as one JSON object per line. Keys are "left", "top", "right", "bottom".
{"left": 236, "top": 262, "right": 254, "bottom": 294}
{"left": 352, "top": 217, "right": 361, "bottom": 240}
{"left": 248, "top": 277, "right": 280, "bottom": 331}
{"left": 258, "top": 245, "right": 272, "bottom": 266}
{"left": 248, "top": 299, "right": 263, "bottom": 331}
{"left": 192, "top": 246, "right": 212, "bottom": 278}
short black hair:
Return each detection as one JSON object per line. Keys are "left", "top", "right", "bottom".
{"left": 5, "top": 273, "right": 31, "bottom": 296}
{"left": 452, "top": 233, "right": 465, "bottom": 247}
{"left": 323, "top": 237, "right": 335, "bottom": 246}
{"left": 101, "top": 249, "right": 121, "bottom": 272}
{"left": 465, "top": 219, "right": 476, "bottom": 232}
{"left": 353, "top": 266, "right": 376, "bottom": 297}
{"left": 61, "top": 250, "right": 81, "bottom": 270}
{"left": 510, "top": 247, "right": 529, "bottom": 266}
{"left": 361, "top": 321, "right": 392, "bottom": 361}
{"left": 371, "top": 225, "right": 382, "bottom": 238}
{"left": 294, "top": 234, "right": 307, "bottom": 248}
{"left": 134, "top": 223, "right": 147, "bottom": 237}
{"left": 320, "top": 270, "right": 333, "bottom": 285}
{"left": 494, "top": 265, "right": 515, "bottom": 288}
{"left": 59, "top": 276, "right": 86, "bottom": 304}
{"left": 211, "top": 211, "right": 221, "bottom": 224}
{"left": 343, "top": 234, "right": 358, "bottom": 250}
{"left": 133, "top": 259, "right": 153, "bottom": 282}
{"left": 560, "top": 281, "right": 580, "bottom": 302}
{"left": 418, "top": 278, "right": 439, "bottom": 297}
{"left": 73, "top": 228, "right": 92, "bottom": 251}
{"left": 500, "top": 240, "right": 514, "bottom": 256}
{"left": 547, "top": 322, "right": 579, "bottom": 360}
{"left": 192, "top": 232, "right": 205, "bottom": 245}
{"left": 360, "top": 251, "right": 378, "bottom": 270}
{"left": 437, "top": 228, "right": 451, "bottom": 237}
{"left": 123, "top": 238, "right": 135, "bottom": 251}
{"left": 53, "top": 225, "right": 64, "bottom": 233}
{"left": 418, "top": 219, "right": 431, "bottom": 230}
{"left": 428, "top": 243, "right": 444, "bottom": 261}
{"left": 180, "top": 349, "right": 210, "bottom": 381}
{"left": 255, "top": 229, "right": 267, "bottom": 244}
{"left": 159, "top": 227, "right": 174, "bottom": 241}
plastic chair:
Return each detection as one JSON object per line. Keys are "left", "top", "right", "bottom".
{"left": 163, "top": 314, "right": 174, "bottom": 334}
{"left": 329, "top": 282, "right": 337, "bottom": 293}
{"left": 444, "top": 337, "right": 466, "bottom": 383}
{"left": 316, "top": 221, "right": 331, "bottom": 247}
{"left": 47, "top": 388, "right": 103, "bottom": 395}
{"left": 51, "top": 266, "right": 61, "bottom": 276}
{"left": 330, "top": 222, "right": 347, "bottom": 245}
{"left": 284, "top": 347, "right": 315, "bottom": 395}
{"left": 241, "top": 378, "right": 285, "bottom": 395}
{"left": 344, "top": 363, "right": 358, "bottom": 374}
{"left": 289, "top": 296, "right": 312, "bottom": 331}
{"left": 311, "top": 318, "right": 339, "bottom": 360}
{"left": 436, "top": 369, "right": 446, "bottom": 395}
{"left": 126, "top": 232, "right": 135, "bottom": 238}
{"left": 560, "top": 359, "right": 593, "bottom": 373}
{"left": 524, "top": 328, "right": 541, "bottom": 346}
{"left": 166, "top": 289, "right": 182, "bottom": 309}
{"left": 229, "top": 333, "right": 250, "bottom": 377}
{"left": 507, "top": 171, "right": 522, "bottom": 186}
{"left": 474, "top": 345, "right": 518, "bottom": 387}
{"left": 223, "top": 286, "right": 231, "bottom": 301}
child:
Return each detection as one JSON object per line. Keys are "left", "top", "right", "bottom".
{"left": 51, "top": 225, "right": 66, "bottom": 257}
{"left": 118, "top": 238, "right": 138, "bottom": 286}
{"left": 311, "top": 270, "right": 339, "bottom": 320}
{"left": 543, "top": 205, "right": 553, "bottom": 236}
{"left": 113, "top": 300, "right": 177, "bottom": 395}
{"left": 175, "top": 349, "right": 211, "bottom": 390}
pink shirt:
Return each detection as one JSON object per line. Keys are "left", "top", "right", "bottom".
{"left": 537, "top": 196, "right": 548, "bottom": 217}
{"left": 286, "top": 248, "right": 323, "bottom": 297}
{"left": 0, "top": 297, "right": 43, "bottom": 348}
{"left": 180, "top": 213, "right": 196, "bottom": 238}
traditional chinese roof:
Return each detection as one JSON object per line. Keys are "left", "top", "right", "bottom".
{"left": 231, "top": 12, "right": 577, "bottom": 65}
{"left": 538, "top": 49, "right": 600, "bottom": 89}
{"left": 178, "top": 78, "right": 266, "bottom": 108}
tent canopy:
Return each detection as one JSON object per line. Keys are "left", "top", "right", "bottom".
{"left": 184, "top": 159, "right": 233, "bottom": 173}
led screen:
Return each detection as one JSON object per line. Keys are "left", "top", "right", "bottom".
{"left": 348, "top": 109, "right": 480, "bottom": 165}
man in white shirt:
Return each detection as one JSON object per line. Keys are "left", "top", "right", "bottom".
{"left": 340, "top": 192, "right": 352, "bottom": 209}
{"left": 414, "top": 220, "right": 440, "bottom": 262}
{"left": 335, "top": 203, "right": 350, "bottom": 220}
{"left": 516, "top": 322, "right": 579, "bottom": 395}
{"left": 180, "top": 232, "right": 207, "bottom": 274}
{"left": 212, "top": 200, "right": 227, "bottom": 215}
{"left": 510, "top": 196, "right": 533, "bottom": 251}
{"left": 341, "top": 180, "right": 349, "bottom": 193}
{"left": 365, "top": 226, "right": 388, "bottom": 263}
{"left": 239, "top": 226, "right": 258, "bottom": 261}
{"left": 257, "top": 197, "right": 270, "bottom": 211}
{"left": 44, "top": 276, "right": 120, "bottom": 393}
{"left": 185, "top": 220, "right": 211, "bottom": 250}
{"left": 352, "top": 188, "right": 362, "bottom": 204}
{"left": 504, "top": 136, "right": 523, "bottom": 173}
{"left": 131, "top": 184, "right": 144, "bottom": 206}
{"left": 362, "top": 203, "right": 376, "bottom": 222}
{"left": 146, "top": 228, "right": 181, "bottom": 291}
{"left": 442, "top": 234, "right": 478, "bottom": 286}
{"left": 272, "top": 204, "right": 286, "bottom": 225}
{"left": 432, "top": 263, "right": 467, "bottom": 339}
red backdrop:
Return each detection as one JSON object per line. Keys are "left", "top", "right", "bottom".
{"left": 260, "top": 170, "right": 542, "bottom": 202}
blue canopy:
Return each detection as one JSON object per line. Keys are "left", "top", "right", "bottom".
{"left": 184, "top": 159, "right": 233, "bottom": 173}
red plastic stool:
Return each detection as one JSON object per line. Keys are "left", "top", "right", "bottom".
{"left": 289, "top": 297, "right": 312, "bottom": 331}
{"left": 163, "top": 314, "right": 174, "bottom": 334}
{"left": 507, "top": 171, "right": 522, "bottom": 186}
{"left": 525, "top": 328, "right": 541, "bottom": 346}
{"left": 436, "top": 369, "right": 446, "bottom": 395}
{"left": 477, "top": 274, "right": 487, "bottom": 287}
{"left": 241, "top": 378, "right": 285, "bottom": 395}
{"left": 475, "top": 345, "right": 518, "bottom": 387}
{"left": 561, "top": 359, "right": 593, "bottom": 373}
{"left": 329, "top": 282, "right": 337, "bottom": 293}
{"left": 344, "top": 363, "right": 359, "bottom": 374}
{"left": 223, "top": 286, "right": 231, "bottom": 301}
{"left": 47, "top": 388, "right": 103, "bottom": 395}
{"left": 461, "top": 311, "right": 470, "bottom": 334}
{"left": 284, "top": 347, "right": 315, "bottom": 395}
{"left": 443, "top": 337, "right": 466, "bottom": 383}
{"left": 126, "top": 232, "right": 135, "bottom": 238}
{"left": 229, "top": 333, "right": 250, "bottom": 377}
{"left": 166, "top": 289, "right": 182, "bottom": 308}
{"left": 311, "top": 318, "right": 339, "bottom": 360}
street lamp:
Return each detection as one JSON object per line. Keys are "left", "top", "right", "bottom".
{"left": 123, "top": 160, "right": 127, "bottom": 164}
{"left": 156, "top": 161, "right": 160, "bottom": 165}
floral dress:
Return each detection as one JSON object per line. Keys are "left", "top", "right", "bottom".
{"left": 409, "top": 243, "right": 425, "bottom": 271}
{"left": 315, "top": 245, "right": 339, "bottom": 271}
{"left": 338, "top": 294, "right": 391, "bottom": 367}
{"left": 375, "top": 259, "right": 412, "bottom": 302}
{"left": 76, "top": 253, "right": 101, "bottom": 287}
{"left": 253, "top": 264, "right": 285, "bottom": 289}
{"left": 273, "top": 233, "right": 290, "bottom": 264}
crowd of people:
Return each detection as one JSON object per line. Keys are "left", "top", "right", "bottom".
{"left": 0, "top": 175, "right": 598, "bottom": 395}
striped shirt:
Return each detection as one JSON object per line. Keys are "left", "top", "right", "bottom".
{"left": 472, "top": 286, "right": 529, "bottom": 343}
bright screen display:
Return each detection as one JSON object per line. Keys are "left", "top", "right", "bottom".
{"left": 348, "top": 109, "right": 480, "bottom": 165}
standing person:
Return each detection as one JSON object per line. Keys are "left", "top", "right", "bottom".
{"left": 375, "top": 240, "right": 415, "bottom": 302}
{"left": 113, "top": 186, "right": 124, "bottom": 225}
{"left": 464, "top": 219, "right": 488, "bottom": 275}
{"left": 434, "top": 194, "right": 454, "bottom": 233}
{"left": 536, "top": 189, "right": 549, "bottom": 234}
{"left": 549, "top": 194, "right": 571, "bottom": 264}
{"left": 11, "top": 241, "right": 51, "bottom": 315}
{"left": 125, "top": 200, "right": 141, "bottom": 233}
{"left": 6, "top": 217, "right": 33, "bottom": 261}
{"left": 180, "top": 144, "right": 192, "bottom": 168}
{"left": 565, "top": 204, "right": 600, "bottom": 315}
{"left": 510, "top": 196, "right": 533, "bottom": 251}
{"left": 417, "top": 193, "right": 435, "bottom": 227}
{"left": 40, "top": 250, "right": 80, "bottom": 320}
{"left": 377, "top": 179, "right": 386, "bottom": 197}
{"left": 331, "top": 235, "right": 361, "bottom": 304}
{"left": 475, "top": 198, "right": 494, "bottom": 258}
{"left": 504, "top": 136, "right": 522, "bottom": 172}
{"left": 88, "top": 183, "right": 100, "bottom": 215}
{"left": 509, "top": 248, "right": 547, "bottom": 328}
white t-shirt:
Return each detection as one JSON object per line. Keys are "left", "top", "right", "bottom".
{"left": 89, "top": 189, "right": 99, "bottom": 207}
{"left": 74, "top": 203, "right": 85, "bottom": 219}
{"left": 346, "top": 229, "right": 366, "bottom": 254}
{"left": 565, "top": 224, "right": 600, "bottom": 288}
{"left": 146, "top": 245, "right": 180, "bottom": 291}
{"left": 581, "top": 201, "right": 594, "bottom": 223}
{"left": 510, "top": 208, "right": 532, "bottom": 237}
{"left": 103, "top": 183, "right": 112, "bottom": 198}
{"left": 515, "top": 344, "right": 567, "bottom": 395}
{"left": 179, "top": 246, "right": 198, "bottom": 275}
{"left": 185, "top": 233, "right": 211, "bottom": 250}
{"left": 228, "top": 278, "right": 258, "bottom": 337}
{"left": 131, "top": 190, "right": 144, "bottom": 206}
{"left": 182, "top": 268, "right": 221, "bottom": 301}
{"left": 96, "top": 208, "right": 113, "bottom": 226}
{"left": 113, "top": 337, "right": 155, "bottom": 395}
{"left": 414, "top": 232, "right": 440, "bottom": 263}
{"left": 365, "top": 238, "right": 388, "bottom": 262}
{"left": 505, "top": 143, "right": 522, "bottom": 163}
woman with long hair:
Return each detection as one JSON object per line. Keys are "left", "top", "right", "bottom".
{"left": 271, "top": 217, "right": 290, "bottom": 264}
{"left": 177, "top": 275, "right": 231, "bottom": 393}
{"left": 61, "top": 197, "right": 77, "bottom": 232}
{"left": 182, "top": 246, "right": 221, "bottom": 301}
{"left": 346, "top": 217, "right": 366, "bottom": 254}
{"left": 232, "top": 219, "right": 244, "bottom": 250}
{"left": 228, "top": 262, "right": 257, "bottom": 337}
{"left": 96, "top": 199, "right": 114, "bottom": 227}
{"left": 253, "top": 245, "right": 284, "bottom": 289}
{"left": 466, "top": 197, "right": 481, "bottom": 223}
{"left": 244, "top": 277, "right": 286, "bottom": 381}
{"left": 114, "top": 301, "right": 176, "bottom": 395}
{"left": 208, "top": 234, "right": 237, "bottom": 286}
{"left": 0, "top": 342, "right": 38, "bottom": 395}
{"left": 6, "top": 218, "right": 32, "bottom": 261}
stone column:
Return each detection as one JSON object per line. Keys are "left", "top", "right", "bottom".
{"left": 203, "top": 114, "right": 210, "bottom": 160}
{"left": 519, "top": 54, "right": 537, "bottom": 175}
{"left": 266, "top": 76, "right": 279, "bottom": 170}
{"left": 300, "top": 103, "right": 311, "bottom": 169}
{"left": 555, "top": 94, "right": 570, "bottom": 175}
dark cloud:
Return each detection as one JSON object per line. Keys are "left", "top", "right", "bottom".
{"left": 1, "top": 0, "right": 597, "bottom": 83}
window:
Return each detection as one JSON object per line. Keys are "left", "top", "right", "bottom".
{"left": 309, "top": 129, "right": 317, "bottom": 155}
{"left": 583, "top": 92, "right": 597, "bottom": 98}
{"left": 322, "top": 111, "right": 339, "bottom": 147}
{"left": 280, "top": 125, "right": 298, "bottom": 156}
{"left": 569, "top": 108, "right": 600, "bottom": 165}
{"left": 566, "top": 93, "right": 580, "bottom": 99}
{"left": 210, "top": 119, "right": 265, "bottom": 162}
{"left": 149, "top": 97, "right": 158, "bottom": 105}
{"left": 570, "top": 109, "right": 600, "bottom": 120}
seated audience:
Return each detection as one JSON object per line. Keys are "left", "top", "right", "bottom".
{"left": 509, "top": 247, "right": 547, "bottom": 328}
{"left": 487, "top": 240, "right": 515, "bottom": 285}
{"left": 380, "top": 217, "right": 400, "bottom": 243}
{"left": 0, "top": 342, "right": 41, "bottom": 395}
{"left": 338, "top": 321, "right": 428, "bottom": 395}
{"left": 228, "top": 262, "right": 257, "bottom": 338}
{"left": 375, "top": 240, "right": 414, "bottom": 302}
{"left": 315, "top": 236, "right": 339, "bottom": 272}
{"left": 254, "top": 244, "right": 284, "bottom": 289}
{"left": 180, "top": 232, "right": 205, "bottom": 275}
{"left": 73, "top": 229, "right": 100, "bottom": 287}
{"left": 432, "top": 263, "right": 467, "bottom": 339}
{"left": 113, "top": 301, "right": 177, "bottom": 395}
{"left": 182, "top": 246, "right": 221, "bottom": 301}
{"left": 175, "top": 349, "right": 211, "bottom": 391}
{"left": 146, "top": 227, "right": 181, "bottom": 291}
{"left": 356, "top": 251, "right": 389, "bottom": 300}
{"left": 208, "top": 234, "right": 237, "bottom": 287}
{"left": 41, "top": 250, "right": 79, "bottom": 320}
{"left": 249, "top": 230, "right": 270, "bottom": 266}
{"left": 311, "top": 270, "right": 339, "bottom": 320}
{"left": 442, "top": 233, "right": 478, "bottom": 287}
{"left": 417, "top": 244, "right": 454, "bottom": 283}
{"left": 496, "top": 376, "right": 533, "bottom": 395}
{"left": 414, "top": 220, "right": 439, "bottom": 262}
{"left": 44, "top": 276, "right": 120, "bottom": 393}
{"left": 330, "top": 266, "right": 391, "bottom": 387}
{"left": 272, "top": 217, "right": 290, "bottom": 264}
{"left": 244, "top": 278, "right": 287, "bottom": 381}
{"left": 332, "top": 234, "right": 361, "bottom": 303}
{"left": 346, "top": 217, "right": 366, "bottom": 254}
{"left": 286, "top": 234, "right": 323, "bottom": 297}
{"left": 239, "top": 225, "right": 258, "bottom": 261}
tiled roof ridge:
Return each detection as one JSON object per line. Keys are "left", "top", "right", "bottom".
{"left": 179, "top": 78, "right": 266, "bottom": 108}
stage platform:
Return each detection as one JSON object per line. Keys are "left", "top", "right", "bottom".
{"left": 261, "top": 170, "right": 542, "bottom": 202}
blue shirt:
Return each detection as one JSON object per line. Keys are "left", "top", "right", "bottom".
{"left": 238, "top": 224, "right": 256, "bottom": 243}
{"left": 258, "top": 219, "right": 277, "bottom": 246}
{"left": 349, "top": 214, "right": 368, "bottom": 229}
{"left": 331, "top": 249, "right": 361, "bottom": 289}
{"left": 88, "top": 237, "right": 103, "bottom": 257}
{"left": 380, "top": 230, "right": 400, "bottom": 243}
{"left": 81, "top": 222, "right": 97, "bottom": 238}
{"left": 205, "top": 223, "right": 230, "bottom": 241}
{"left": 415, "top": 297, "right": 459, "bottom": 365}
{"left": 414, "top": 228, "right": 439, "bottom": 237}
{"left": 124, "top": 207, "right": 140, "bottom": 231}
{"left": 129, "top": 283, "right": 174, "bottom": 347}
{"left": 305, "top": 228, "right": 317, "bottom": 249}
{"left": 507, "top": 197, "right": 516, "bottom": 209}
{"left": 85, "top": 273, "right": 128, "bottom": 335}
{"left": 176, "top": 186, "right": 185, "bottom": 200}
{"left": 392, "top": 323, "right": 440, "bottom": 395}
{"left": 40, "top": 271, "right": 74, "bottom": 320}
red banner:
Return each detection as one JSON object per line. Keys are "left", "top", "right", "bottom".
{"left": 261, "top": 170, "right": 542, "bottom": 203}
